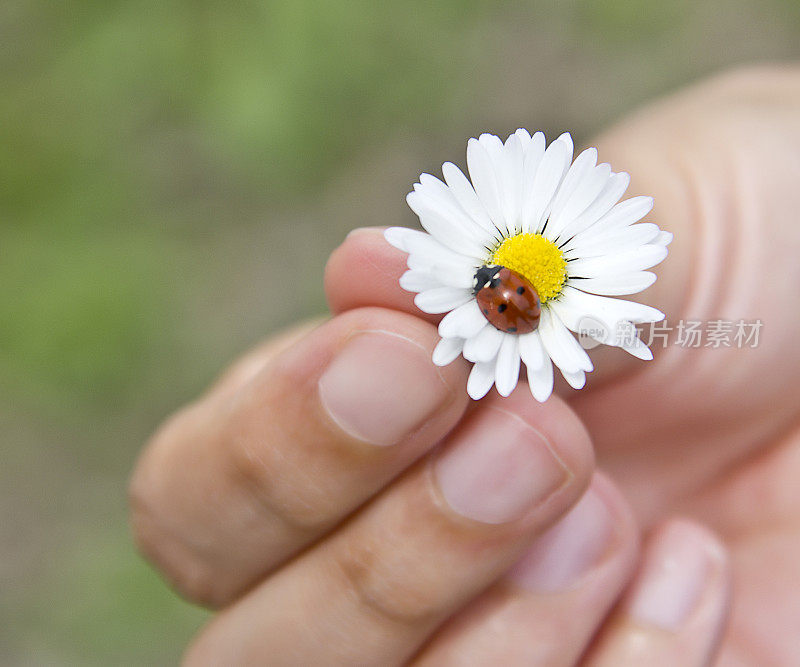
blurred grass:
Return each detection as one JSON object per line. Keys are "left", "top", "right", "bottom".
{"left": 0, "top": 0, "right": 492, "bottom": 417}
{"left": 1, "top": 1, "right": 798, "bottom": 663}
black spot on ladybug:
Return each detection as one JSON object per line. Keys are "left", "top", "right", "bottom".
{"left": 517, "top": 286, "right": 525, "bottom": 294}
{"left": 507, "top": 326, "right": 517, "bottom": 333}
{"left": 497, "top": 303, "right": 507, "bottom": 313}
{"left": 482, "top": 308, "right": 489, "bottom": 315}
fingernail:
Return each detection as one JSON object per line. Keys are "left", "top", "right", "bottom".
{"left": 319, "top": 331, "right": 451, "bottom": 446}
{"left": 433, "top": 408, "right": 569, "bottom": 524}
{"left": 507, "top": 484, "right": 615, "bottom": 591}
{"left": 628, "top": 522, "right": 723, "bottom": 631}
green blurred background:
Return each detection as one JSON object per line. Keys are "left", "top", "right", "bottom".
{"left": 1, "top": 1, "right": 798, "bottom": 663}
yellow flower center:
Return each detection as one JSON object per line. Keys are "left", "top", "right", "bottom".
{"left": 491, "top": 233, "right": 567, "bottom": 303}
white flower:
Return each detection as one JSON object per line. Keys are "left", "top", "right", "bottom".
{"left": 385, "top": 129, "right": 671, "bottom": 402}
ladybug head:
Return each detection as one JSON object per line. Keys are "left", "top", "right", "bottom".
{"left": 473, "top": 265, "right": 502, "bottom": 294}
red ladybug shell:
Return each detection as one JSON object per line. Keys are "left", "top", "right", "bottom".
{"left": 475, "top": 266, "right": 541, "bottom": 334}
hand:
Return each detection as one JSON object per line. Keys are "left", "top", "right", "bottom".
{"left": 129, "top": 64, "right": 800, "bottom": 665}
{"left": 130, "top": 317, "right": 727, "bottom": 665}
{"left": 328, "top": 64, "right": 800, "bottom": 664}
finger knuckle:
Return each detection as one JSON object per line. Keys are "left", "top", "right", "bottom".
{"left": 127, "top": 409, "right": 190, "bottom": 548}
{"left": 128, "top": 448, "right": 170, "bottom": 564}
{"left": 131, "top": 497, "right": 231, "bottom": 607}
{"left": 226, "top": 427, "right": 335, "bottom": 533}
{"left": 129, "top": 408, "right": 233, "bottom": 607}
{"left": 333, "top": 539, "right": 448, "bottom": 627}
{"left": 166, "top": 559, "right": 228, "bottom": 608}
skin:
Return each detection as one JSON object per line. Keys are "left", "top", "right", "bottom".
{"left": 130, "top": 64, "right": 800, "bottom": 665}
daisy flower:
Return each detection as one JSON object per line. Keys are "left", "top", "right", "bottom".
{"left": 384, "top": 129, "right": 671, "bottom": 402}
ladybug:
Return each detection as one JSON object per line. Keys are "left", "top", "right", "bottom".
{"left": 473, "top": 265, "right": 541, "bottom": 334}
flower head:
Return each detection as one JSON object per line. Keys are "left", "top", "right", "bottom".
{"left": 385, "top": 129, "right": 671, "bottom": 401}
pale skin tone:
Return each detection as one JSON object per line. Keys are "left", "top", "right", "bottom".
{"left": 130, "top": 65, "right": 800, "bottom": 665}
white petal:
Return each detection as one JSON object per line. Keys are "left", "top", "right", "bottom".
{"left": 399, "top": 269, "right": 441, "bottom": 293}
{"left": 564, "top": 223, "right": 661, "bottom": 258}
{"left": 467, "top": 361, "right": 496, "bottom": 400}
{"left": 407, "top": 190, "right": 488, "bottom": 257}
{"left": 478, "top": 132, "right": 505, "bottom": 152}
{"left": 527, "top": 356, "right": 554, "bottom": 402}
{"left": 538, "top": 308, "right": 593, "bottom": 374}
{"left": 440, "top": 162, "right": 497, "bottom": 236}
{"left": 549, "top": 163, "right": 613, "bottom": 242}
{"left": 406, "top": 252, "right": 474, "bottom": 276}
{"left": 384, "top": 226, "right": 425, "bottom": 253}
{"left": 432, "top": 337, "right": 464, "bottom": 366}
{"left": 500, "top": 133, "right": 525, "bottom": 234}
{"left": 593, "top": 195, "right": 654, "bottom": 231}
{"left": 556, "top": 132, "right": 574, "bottom": 157}
{"left": 415, "top": 173, "right": 496, "bottom": 245}
{"left": 514, "top": 127, "right": 532, "bottom": 151}
{"left": 414, "top": 287, "right": 472, "bottom": 314}
{"left": 653, "top": 230, "right": 674, "bottom": 246}
{"left": 467, "top": 137, "right": 508, "bottom": 235}
{"left": 518, "top": 331, "right": 545, "bottom": 370}
{"left": 570, "top": 271, "right": 656, "bottom": 296}
{"left": 557, "top": 171, "right": 631, "bottom": 241}
{"left": 403, "top": 234, "right": 478, "bottom": 281}
{"left": 560, "top": 368, "right": 586, "bottom": 389}
{"left": 477, "top": 132, "right": 522, "bottom": 235}
{"left": 522, "top": 136, "right": 570, "bottom": 233}
{"left": 552, "top": 286, "right": 665, "bottom": 333}
{"left": 622, "top": 335, "right": 654, "bottom": 360}
{"left": 545, "top": 148, "right": 598, "bottom": 236}
{"left": 463, "top": 324, "right": 505, "bottom": 362}
{"left": 567, "top": 244, "right": 668, "bottom": 277}
{"left": 522, "top": 131, "right": 546, "bottom": 187}
{"left": 428, "top": 262, "right": 477, "bottom": 289}
{"left": 438, "top": 300, "right": 487, "bottom": 338}
{"left": 494, "top": 334, "right": 521, "bottom": 397}
{"left": 400, "top": 228, "right": 474, "bottom": 265}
